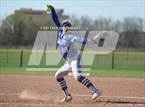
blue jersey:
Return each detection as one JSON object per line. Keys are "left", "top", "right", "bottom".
{"left": 58, "top": 32, "right": 87, "bottom": 60}
{"left": 50, "top": 8, "right": 88, "bottom": 60}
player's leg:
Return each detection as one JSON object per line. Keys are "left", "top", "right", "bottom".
{"left": 55, "top": 63, "right": 72, "bottom": 102}
{"left": 71, "top": 60, "right": 101, "bottom": 100}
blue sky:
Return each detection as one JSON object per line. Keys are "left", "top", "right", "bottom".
{"left": 0, "top": 0, "right": 144, "bottom": 21}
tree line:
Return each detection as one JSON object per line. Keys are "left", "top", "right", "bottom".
{"left": 0, "top": 9, "right": 144, "bottom": 50}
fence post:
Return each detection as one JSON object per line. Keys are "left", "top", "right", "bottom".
{"left": 20, "top": 49, "right": 23, "bottom": 67}
{"left": 112, "top": 51, "right": 115, "bottom": 69}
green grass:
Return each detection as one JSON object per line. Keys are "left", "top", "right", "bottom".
{"left": 90, "top": 69, "right": 145, "bottom": 78}
{"left": 0, "top": 49, "right": 144, "bottom": 69}
{"left": 0, "top": 49, "right": 145, "bottom": 77}
{"left": 0, "top": 67, "right": 144, "bottom": 78}
{"left": 0, "top": 67, "right": 54, "bottom": 75}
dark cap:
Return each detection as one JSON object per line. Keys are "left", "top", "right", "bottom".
{"left": 62, "top": 21, "right": 72, "bottom": 27}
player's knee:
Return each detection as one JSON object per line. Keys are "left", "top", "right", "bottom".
{"left": 74, "top": 75, "right": 85, "bottom": 82}
{"left": 55, "top": 72, "right": 61, "bottom": 80}
{"left": 54, "top": 73, "right": 58, "bottom": 79}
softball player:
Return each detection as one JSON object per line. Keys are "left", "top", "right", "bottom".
{"left": 47, "top": 5, "right": 101, "bottom": 102}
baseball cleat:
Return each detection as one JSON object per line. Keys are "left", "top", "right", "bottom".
{"left": 92, "top": 91, "right": 102, "bottom": 100}
{"left": 61, "top": 95, "right": 72, "bottom": 102}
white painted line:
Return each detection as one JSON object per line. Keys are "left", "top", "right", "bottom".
{"left": 68, "top": 72, "right": 90, "bottom": 76}
{"left": 26, "top": 68, "right": 59, "bottom": 71}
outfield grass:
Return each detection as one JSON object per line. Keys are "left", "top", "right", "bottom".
{"left": 0, "top": 49, "right": 144, "bottom": 69}
{"left": 91, "top": 69, "right": 145, "bottom": 78}
{"left": 0, "top": 67, "right": 144, "bottom": 78}
{"left": 0, "top": 49, "right": 145, "bottom": 77}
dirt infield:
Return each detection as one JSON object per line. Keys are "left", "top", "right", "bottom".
{"left": 0, "top": 75, "right": 145, "bottom": 107}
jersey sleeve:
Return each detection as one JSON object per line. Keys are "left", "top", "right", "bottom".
{"left": 68, "top": 34, "right": 90, "bottom": 44}
{"left": 51, "top": 8, "right": 61, "bottom": 27}
{"left": 50, "top": 8, "right": 62, "bottom": 49}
